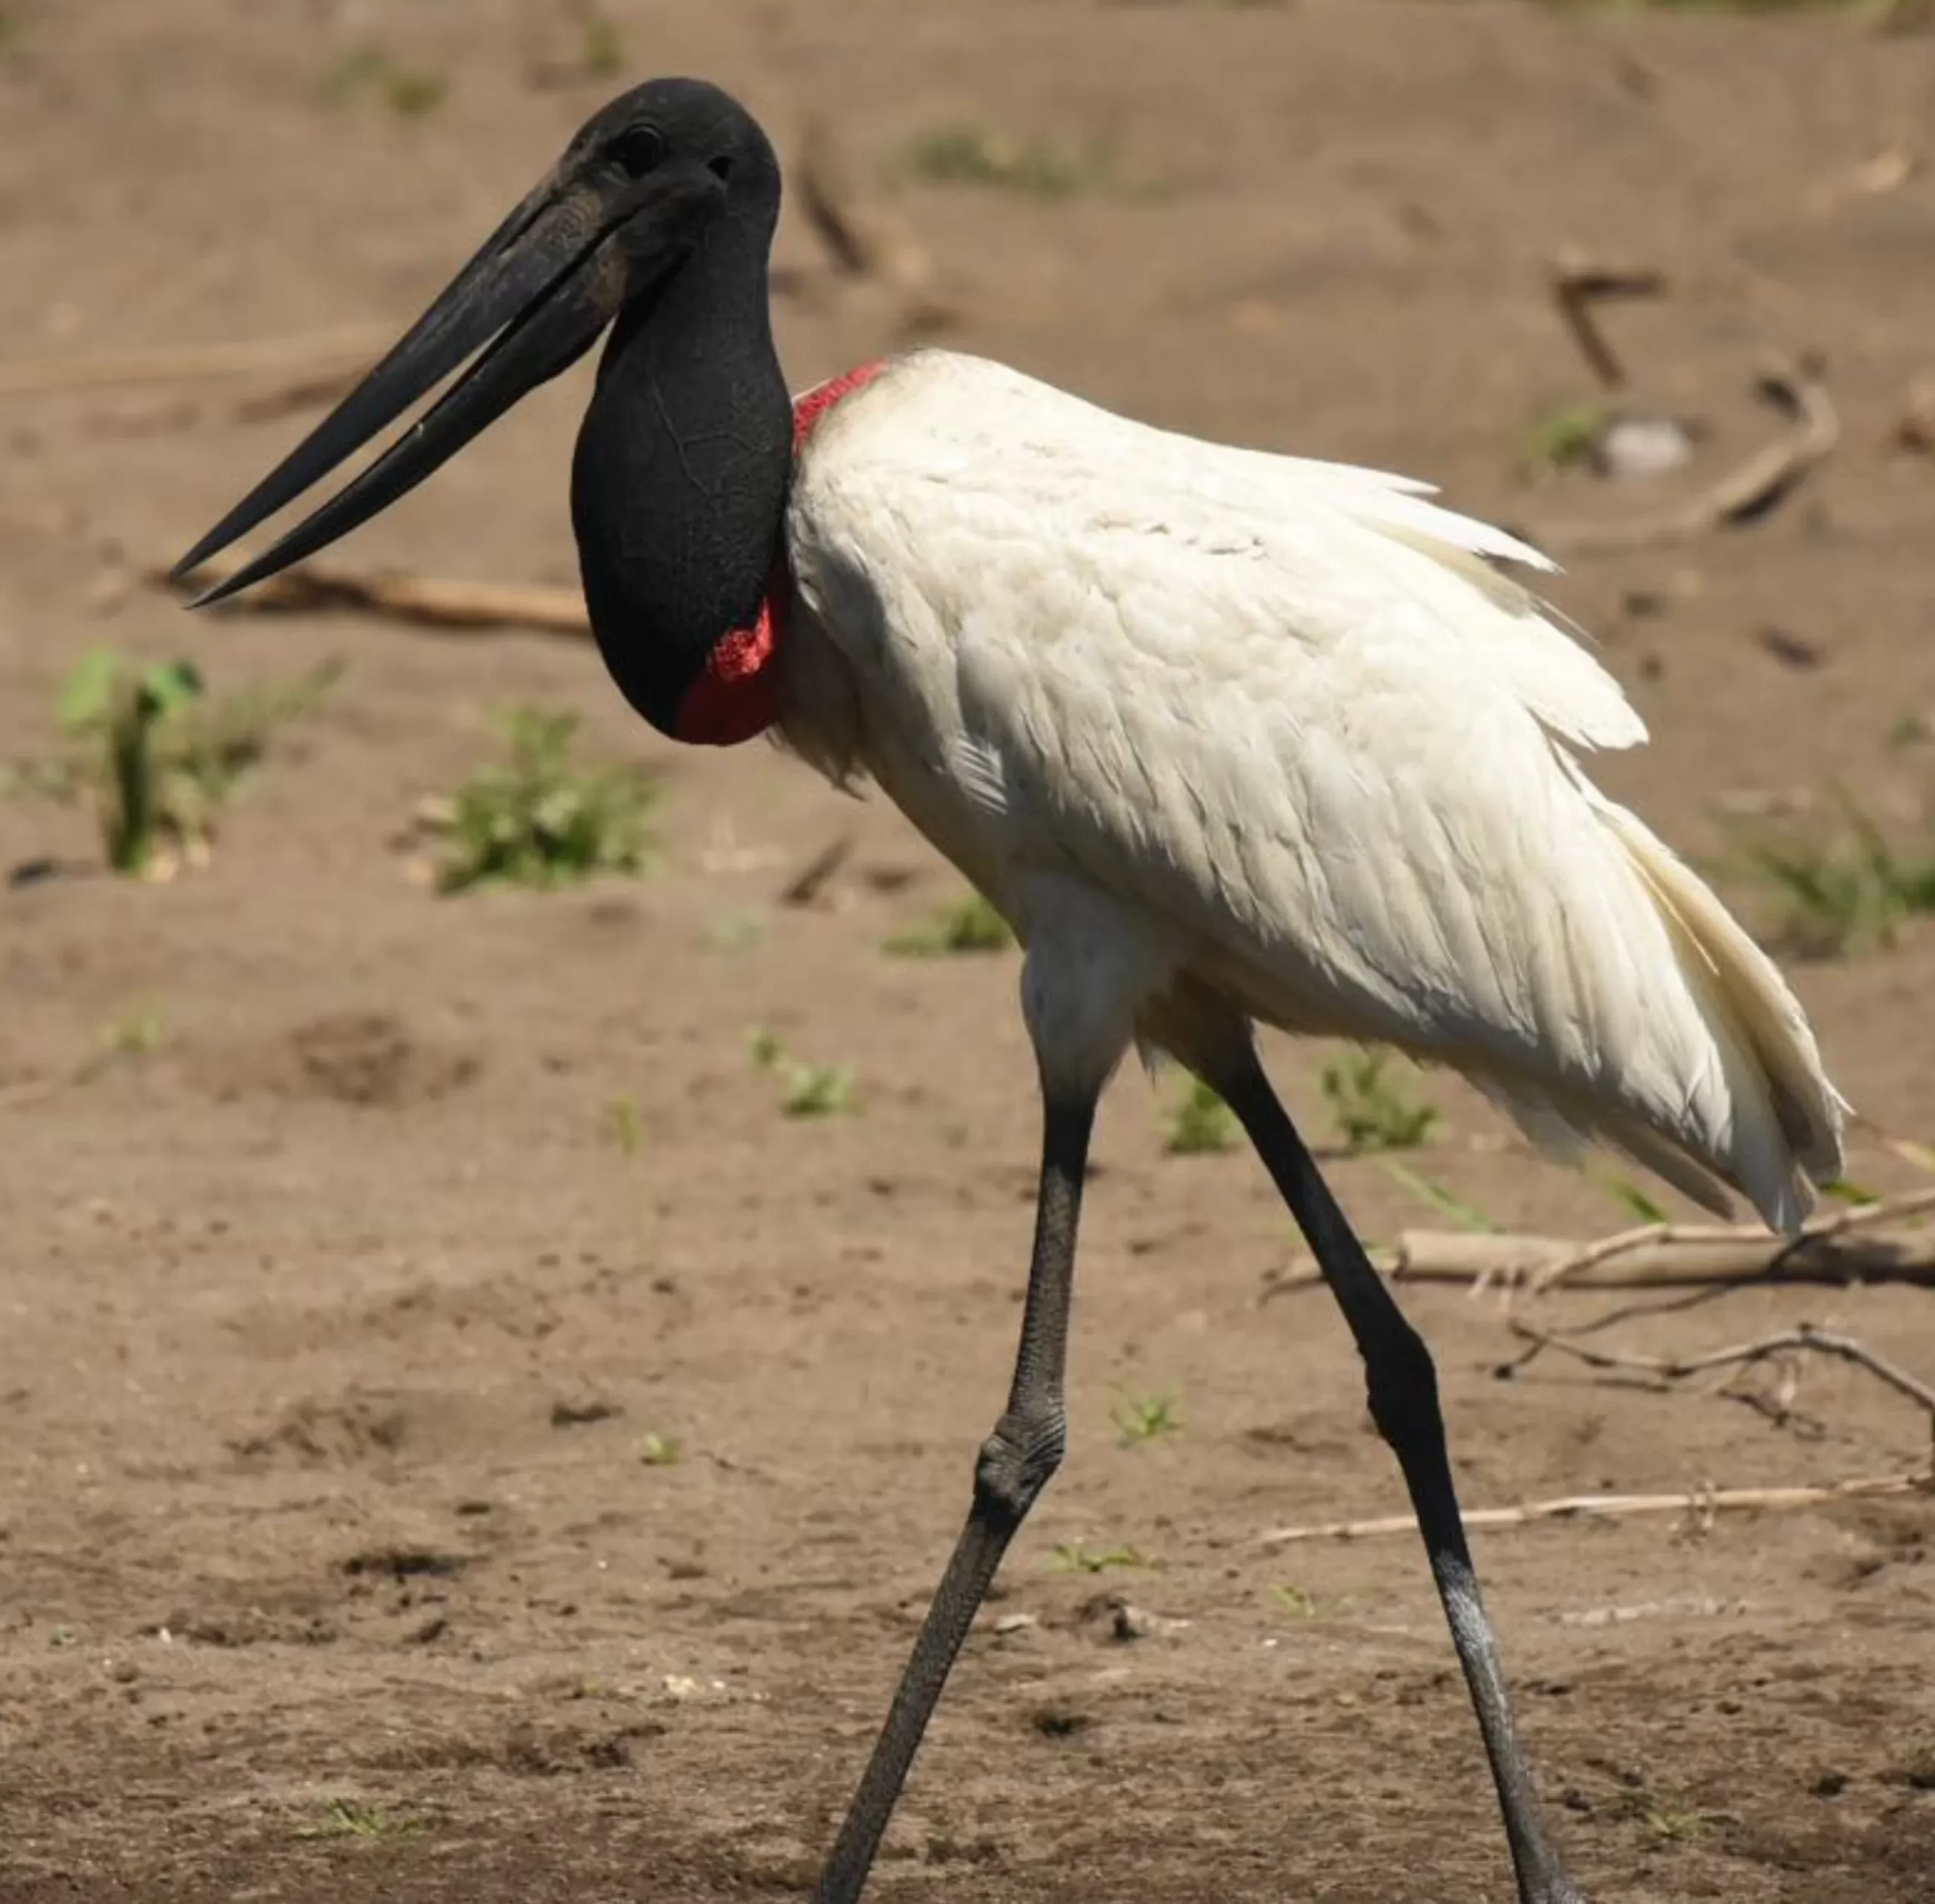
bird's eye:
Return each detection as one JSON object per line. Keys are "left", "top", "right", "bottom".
{"left": 608, "top": 124, "right": 668, "bottom": 175}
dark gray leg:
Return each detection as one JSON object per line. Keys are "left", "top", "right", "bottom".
{"left": 812, "top": 1090, "right": 1094, "bottom": 1904}
{"left": 1211, "top": 1045, "right": 1585, "bottom": 1904}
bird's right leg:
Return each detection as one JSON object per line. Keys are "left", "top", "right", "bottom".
{"left": 1190, "top": 1027, "right": 1586, "bottom": 1904}
{"left": 811, "top": 911, "right": 1126, "bottom": 1904}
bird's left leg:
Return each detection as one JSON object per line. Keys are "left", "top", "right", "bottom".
{"left": 812, "top": 899, "right": 1140, "bottom": 1904}
{"left": 1158, "top": 997, "right": 1585, "bottom": 1904}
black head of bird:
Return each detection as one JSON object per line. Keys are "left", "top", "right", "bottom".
{"left": 173, "top": 76, "right": 794, "bottom": 746}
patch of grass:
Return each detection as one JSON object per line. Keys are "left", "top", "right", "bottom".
{"left": 637, "top": 1431, "right": 682, "bottom": 1467}
{"left": 1595, "top": 1172, "right": 1669, "bottom": 1225}
{"left": 1320, "top": 1049, "right": 1439, "bottom": 1153}
{"left": 576, "top": 5, "right": 623, "bottom": 79}
{"left": 1726, "top": 788, "right": 1935, "bottom": 959}
{"left": 1164, "top": 1076, "right": 1239, "bottom": 1155}
{"left": 436, "top": 707, "right": 655, "bottom": 893}
{"left": 1642, "top": 1806, "right": 1718, "bottom": 1844}
{"left": 321, "top": 45, "right": 447, "bottom": 118}
{"left": 1526, "top": 400, "right": 1610, "bottom": 472}
{"left": 295, "top": 1798, "right": 431, "bottom": 1844}
{"left": 883, "top": 891, "right": 1014, "bottom": 956}
{"left": 1379, "top": 1160, "right": 1495, "bottom": 1233}
{"left": 8, "top": 652, "right": 339, "bottom": 878}
{"left": 74, "top": 1004, "right": 166, "bottom": 1084}
{"left": 747, "top": 1026, "right": 856, "bottom": 1118}
{"left": 704, "top": 910, "right": 764, "bottom": 951}
{"left": 603, "top": 1095, "right": 644, "bottom": 1158}
{"left": 1050, "top": 1542, "right": 1153, "bottom": 1574}
{"left": 1110, "top": 1388, "right": 1181, "bottom": 1447}
{"left": 906, "top": 124, "right": 1104, "bottom": 200}
{"left": 1267, "top": 1584, "right": 1320, "bottom": 1619}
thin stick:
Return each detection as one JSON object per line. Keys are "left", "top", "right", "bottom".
{"left": 0, "top": 327, "right": 392, "bottom": 398}
{"left": 1255, "top": 1472, "right": 1927, "bottom": 1547}
{"left": 1547, "top": 250, "right": 1667, "bottom": 392}
{"left": 1262, "top": 1188, "right": 1935, "bottom": 1297}
{"left": 1534, "top": 353, "right": 1838, "bottom": 556}
{"left": 153, "top": 550, "right": 592, "bottom": 637}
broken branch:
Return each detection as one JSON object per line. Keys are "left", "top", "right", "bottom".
{"left": 153, "top": 550, "right": 592, "bottom": 638}
{"left": 1255, "top": 1471, "right": 1927, "bottom": 1547}
{"left": 1547, "top": 249, "right": 1667, "bottom": 392}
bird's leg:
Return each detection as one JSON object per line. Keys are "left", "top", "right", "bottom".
{"left": 1212, "top": 1047, "right": 1586, "bottom": 1904}
{"left": 812, "top": 1088, "right": 1094, "bottom": 1904}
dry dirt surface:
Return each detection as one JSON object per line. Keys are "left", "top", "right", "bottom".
{"left": 4, "top": 2, "right": 1935, "bottom": 1901}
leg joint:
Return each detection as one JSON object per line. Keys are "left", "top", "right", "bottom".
{"left": 973, "top": 1402, "right": 1067, "bottom": 1523}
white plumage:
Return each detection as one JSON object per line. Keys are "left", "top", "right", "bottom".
{"left": 779, "top": 348, "right": 1846, "bottom": 1231}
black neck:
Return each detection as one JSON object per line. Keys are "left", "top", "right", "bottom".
{"left": 570, "top": 196, "right": 791, "bottom": 736}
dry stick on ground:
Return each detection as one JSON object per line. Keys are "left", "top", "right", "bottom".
{"left": 1499, "top": 1317, "right": 1935, "bottom": 1447}
{"left": 154, "top": 549, "right": 593, "bottom": 637}
{"left": 1262, "top": 1187, "right": 1935, "bottom": 1298}
{"left": 0, "top": 327, "right": 395, "bottom": 398}
{"left": 1255, "top": 1472, "right": 1927, "bottom": 1549}
{"left": 1547, "top": 249, "right": 1667, "bottom": 391}
{"left": 1534, "top": 352, "right": 1840, "bottom": 557}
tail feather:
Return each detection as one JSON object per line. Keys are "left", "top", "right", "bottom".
{"left": 1495, "top": 786, "right": 1848, "bottom": 1234}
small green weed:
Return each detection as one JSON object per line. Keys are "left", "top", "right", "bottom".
{"left": 638, "top": 1431, "right": 682, "bottom": 1467}
{"left": 747, "top": 1027, "right": 856, "bottom": 1118}
{"left": 1050, "top": 1542, "right": 1153, "bottom": 1574}
{"left": 1110, "top": 1388, "right": 1181, "bottom": 1447}
{"left": 1525, "top": 400, "right": 1611, "bottom": 473}
{"left": 11, "top": 652, "right": 339, "bottom": 878}
{"left": 1728, "top": 788, "right": 1935, "bottom": 958}
{"left": 436, "top": 708, "right": 655, "bottom": 893}
{"left": 295, "top": 1798, "right": 430, "bottom": 1843}
{"left": 74, "top": 1005, "right": 166, "bottom": 1084}
{"left": 1379, "top": 1160, "right": 1495, "bottom": 1233}
{"left": 1642, "top": 1806, "right": 1718, "bottom": 1844}
{"left": 1321, "top": 1049, "right": 1438, "bottom": 1153}
{"left": 906, "top": 124, "right": 1102, "bottom": 200}
{"left": 1595, "top": 1172, "right": 1669, "bottom": 1225}
{"left": 1164, "top": 1076, "right": 1238, "bottom": 1156}
{"left": 604, "top": 1095, "right": 644, "bottom": 1158}
{"left": 322, "top": 45, "right": 447, "bottom": 117}
{"left": 883, "top": 891, "right": 1014, "bottom": 956}
{"left": 575, "top": 4, "right": 623, "bottom": 78}
{"left": 1267, "top": 1584, "right": 1320, "bottom": 1619}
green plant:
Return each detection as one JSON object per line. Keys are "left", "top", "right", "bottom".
{"left": 638, "top": 1431, "right": 682, "bottom": 1467}
{"left": 436, "top": 708, "right": 655, "bottom": 893}
{"left": 74, "top": 1005, "right": 166, "bottom": 1084}
{"left": 1321, "top": 1049, "right": 1438, "bottom": 1153}
{"left": 1267, "top": 1584, "right": 1320, "bottom": 1619}
{"left": 1526, "top": 400, "right": 1610, "bottom": 472}
{"left": 604, "top": 1095, "right": 644, "bottom": 1157}
{"left": 1164, "top": 1076, "right": 1238, "bottom": 1155}
{"left": 576, "top": 5, "right": 623, "bottom": 78}
{"left": 295, "top": 1798, "right": 430, "bottom": 1843}
{"left": 883, "top": 891, "right": 1014, "bottom": 956}
{"left": 906, "top": 124, "right": 1101, "bottom": 200}
{"left": 1050, "top": 1542, "right": 1153, "bottom": 1574}
{"left": 322, "top": 45, "right": 447, "bottom": 117}
{"left": 747, "top": 1027, "right": 856, "bottom": 1117}
{"left": 1728, "top": 788, "right": 1935, "bottom": 958}
{"left": 1110, "top": 1388, "right": 1181, "bottom": 1447}
{"left": 1379, "top": 1160, "right": 1495, "bottom": 1233}
{"left": 16, "top": 652, "right": 339, "bottom": 877}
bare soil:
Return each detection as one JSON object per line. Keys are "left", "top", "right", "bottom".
{"left": 2, "top": 3, "right": 1934, "bottom": 1900}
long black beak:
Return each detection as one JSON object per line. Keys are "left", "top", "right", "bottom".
{"left": 172, "top": 166, "right": 697, "bottom": 605}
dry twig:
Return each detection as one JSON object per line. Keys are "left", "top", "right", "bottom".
{"left": 1547, "top": 250, "right": 1667, "bottom": 392}
{"left": 154, "top": 550, "right": 591, "bottom": 637}
{"left": 778, "top": 835, "right": 856, "bottom": 909}
{"left": 1255, "top": 1472, "right": 1927, "bottom": 1548}
{"left": 1264, "top": 1187, "right": 1935, "bottom": 1298}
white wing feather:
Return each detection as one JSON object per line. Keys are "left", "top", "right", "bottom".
{"left": 785, "top": 351, "right": 1844, "bottom": 1229}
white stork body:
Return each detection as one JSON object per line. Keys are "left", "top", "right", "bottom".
{"left": 781, "top": 348, "right": 1845, "bottom": 1229}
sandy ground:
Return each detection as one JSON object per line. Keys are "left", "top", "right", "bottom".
{"left": 2, "top": 2, "right": 1934, "bottom": 1899}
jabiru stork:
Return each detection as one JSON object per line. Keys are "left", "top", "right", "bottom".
{"left": 174, "top": 76, "right": 1846, "bottom": 1904}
